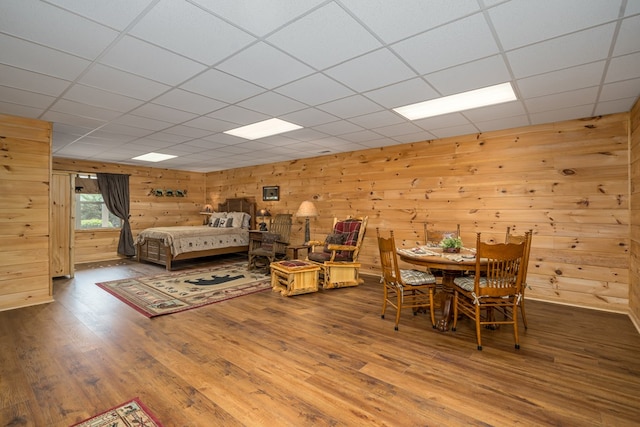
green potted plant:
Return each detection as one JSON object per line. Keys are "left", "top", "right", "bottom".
{"left": 440, "top": 236, "right": 463, "bottom": 253}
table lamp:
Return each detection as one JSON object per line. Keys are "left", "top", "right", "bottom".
{"left": 257, "top": 208, "right": 271, "bottom": 231}
{"left": 295, "top": 201, "right": 318, "bottom": 244}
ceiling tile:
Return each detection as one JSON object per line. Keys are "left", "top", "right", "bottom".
{"left": 0, "top": 101, "right": 44, "bottom": 119}
{"left": 192, "top": 0, "right": 325, "bottom": 37}
{"left": 130, "top": 103, "right": 197, "bottom": 124}
{"left": 267, "top": 2, "right": 382, "bottom": 70}
{"left": 348, "top": 110, "right": 405, "bottom": 128}
{"left": 50, "top": 99, "right": 122, "bottom": 121}
{"left": 111, "top": 113, "right": 173, "bottom": 131}
{"left": 525, "top": 87, "right": 599, "bottom": 113}
{"left": 599, "top": 78, "right": 640, "bottom": 102}
{"left": 78, "top": 64, "right": 170, "bottom": 100}
{"left": 130, "top": 0, "right": 256, "bottom": 65}
{"left": 489, "top": 0, "right": 622, "bottom": 51}
{"left": 392, "top": 13, "right": 499, "bottom": 75}
{"left": 0, "top": 64, "right": 70, "bottom": 97}
{"left": 217, "top": 42, "right": 314, "bottom": 89}
{"left": 42, "top": 110, "right": 106, "bottom": 129}
{"left": 507, "top": 24, "right": 615, "bottom": 78}
{"left": 0, "top": 86, "right": 55, "bottom": 109}
{"left": 317, "top": 95, "right": 383, "bottom": 118}
{"left": 99, "top": 36, "right": 206, "bottom": 85}
{"left": 0, "top": 0, "right": 118, "bottom": 59}
{"left": 182, "top": 116, "right": 236, "bottom": 133}
{"left": 206, "top": 106, "right": 268, "bottom": 126}
{"left": 462, "top": 101, "right": 527, "bottom": 122}
{"left": 429, "top": 123, "right": 479, "bottom": 139}
{"left": 46, "top": 0, "right": 155, "bottom": 31}
{"left": 614, "top": 15, "right": 640, "bottom": 56}
{"left": 530, "top": 105, "right": 594, "bottom": 124}
{"left": 0, "top": 34, "right": 90, "bottom": 80}
{"left": 280, "top": 108, "right": 340, "bottom": 127}
{"left": 64, "top": 84, "right": 145, "bottom": 112}
{"left": 364, "top": 78, "right": 440, "bottom": 108}
{"left": 475, "top": 115, "right": 531, "bottom": 133}
{"left": 516, "top": 62, "right": 606, "bottom": 98}
{"left": 275, "top": 73, "right": 354, "bottom": 105}
{"left": 425, "top": 55, "right": 511, "bottom": 95}
{"left": 180, "top": 68, "right": 265, "bottom": 103}
{"left": 237, "top": 91, "right": 306, "bottom": 117}
{"left": 152, "top": 89, "right": 226, "bottom": 115}
{"left": 341, "top": 0, "right": 481, "bottom": 44}
{"left": 325, "top": 48, "right": 417, "bottom": 92}
{"left": 312, "top": 120, "right": 364, "bottom": 136}
{"left": 605, "top": 51, "right": 640, "bottom": 83}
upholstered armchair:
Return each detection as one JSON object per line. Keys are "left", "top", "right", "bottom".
{"left": 306, "top": 216, "right": 368, "bottom": 289}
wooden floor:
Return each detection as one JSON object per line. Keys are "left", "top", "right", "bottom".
{"left": 2, "top": 255, "right": 640, "bottom": 426}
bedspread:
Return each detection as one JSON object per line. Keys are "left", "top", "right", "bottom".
{"left": 135, "top": 226, "right": 249, "bottom": 256}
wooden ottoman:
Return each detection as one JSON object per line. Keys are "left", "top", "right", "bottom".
{"left": 270, "top": 260, "right": 320, "bottom": 296}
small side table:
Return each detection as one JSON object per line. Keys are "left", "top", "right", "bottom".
{"left": 270, "top": 260, "right": 320, "bottom": 296}
{"left": 286, "top": 244, "right": 310, "bottom": 260}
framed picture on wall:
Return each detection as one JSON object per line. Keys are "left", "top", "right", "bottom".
{"left": 263, "top": 185, "right": 279, "bottom": 201}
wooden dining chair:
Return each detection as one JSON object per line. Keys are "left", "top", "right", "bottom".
{"left": 424, "top": 223, "right": 462, "bottom": 284}
{"left": 451, "top": 231, "right": 530, "bottom": 350}
{"left": 505, "top": 227, "right": 533, "bottom": 329}
{"left": 377, "top": 228, "right": 437, "bottom": 330}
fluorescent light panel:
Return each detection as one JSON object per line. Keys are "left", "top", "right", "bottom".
{"left": 132, "top": 152, "right": 177, "bottom": 162}
{"left": 394, "top": 82, "right": 517, "bottom": 120}
{"left": 224, "top": 118, "right": 302, "bottom": 140}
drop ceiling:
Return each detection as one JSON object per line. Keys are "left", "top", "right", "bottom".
{"left": 1, "top": 0, "right": 639, "bottom": 172}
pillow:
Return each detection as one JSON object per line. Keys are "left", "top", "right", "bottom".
{"left": 209, "top": 212, "right": 227, "bottom": 225}
{"left": 323, "top": 232, "right": 347, "bottom": 253}
{"left": 227, "top": 212, "right": 249, "bottom": 229}
{"left": 216, "top": 217, "right": 233, "bottom": 228}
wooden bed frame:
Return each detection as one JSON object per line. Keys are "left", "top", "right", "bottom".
{"left": 135, "top": 197, "right": 256, "bottom": 271}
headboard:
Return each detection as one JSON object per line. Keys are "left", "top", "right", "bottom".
{"left": 217, "top": 197, "right": 257, "bottom": 229}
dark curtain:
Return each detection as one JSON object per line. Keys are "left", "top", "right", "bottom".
{"left": 96, "top": 173, "right": 135, "bottom": 257}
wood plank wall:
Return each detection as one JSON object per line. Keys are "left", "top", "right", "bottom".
{"left": 0, "top": 114, "right": 53, "bottom": 311}
{"left": 206, "top": 113, "right": 631, "bottom": 313}
{"left": 629, "top": 98, "right": 640, "bottom": 327}
{"left": 52, "top": 158, "right": 206, "bottom": 264}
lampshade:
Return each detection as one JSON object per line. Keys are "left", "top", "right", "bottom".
{"left": 295, "top": 201, "right": 318, "bottom": 218}
{"left": 258, "top": 208, "right": 271, "bottom": 217}
{"left": 203, "top": 204, "right": 213, "bottom": 213}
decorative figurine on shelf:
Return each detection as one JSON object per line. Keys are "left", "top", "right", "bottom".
{"left": 257, "top": 208, "right": 271, "bottom": 231}
{"left": 440, "top": 236, "right": 463, "bottom": 253}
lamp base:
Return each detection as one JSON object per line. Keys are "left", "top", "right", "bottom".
{"left": 304, "top": 217, "right": 311, "bottom": 244}
{"left": 259, "top": 222, "right": 268, "bottom": 231}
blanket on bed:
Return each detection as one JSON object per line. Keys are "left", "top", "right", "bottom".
{"left": 135, "top": 226, "right": 249, "bottom": 256}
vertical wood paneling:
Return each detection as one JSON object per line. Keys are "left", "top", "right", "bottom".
{"left": 629, "top": 97, "right": 640, "bottom": 327}
{"left": 0, "top": 114, "right": 52, "bottom": 311}
{"left": 52, "top": 158, "right": 206, "bottom": 263}
{"left": 51, "top": 172, "right": 73, "bottom": 277}
{"left": 207, "top": 113, "right": 630, "bottom": 312}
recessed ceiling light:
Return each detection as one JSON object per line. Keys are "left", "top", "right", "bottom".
{"left": 132, "top": 152, "right": 177, "bottom": 162}
{"left": 224, "top": 118, "right": 302, "bottom": 140}
{"left": 393, "top": 82, "right": 517, "bottom": 120}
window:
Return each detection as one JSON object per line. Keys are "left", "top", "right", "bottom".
{"left": 74, "top": 174, "right": 121, "bottom": 229}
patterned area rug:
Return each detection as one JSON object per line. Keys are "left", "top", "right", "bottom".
{"left": 96, "top": 262, "right": 271, "bottom": 317}
{"left": 70, "top": 397, "right": 163, "bottom": 426}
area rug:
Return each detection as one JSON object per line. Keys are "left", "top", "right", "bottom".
{"left": 70, "top": 397, "right": 163, "bottom": 426}
{"left": 96, "top": 262, "right": 271, "bottom": 317}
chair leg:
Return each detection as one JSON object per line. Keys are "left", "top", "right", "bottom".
{"left": 381, "top": 283, "right": 388, "bottom": 319}
{"left": 451, "top": 292, "right": 459, "bottom": 331}
{"left": 394, "top": 290, "right": 402, "bottom": 331}
{"left": 429, "top": 289, "right": 436, "bottom": 328}
{"left": 513, "top": 303, "right": 521, "bottom": 350}
{"left": 520, "top": 299, "right": 528, "bottom": 329}
{"left": 475, "top": 305, "right": 483, "bottom": 350}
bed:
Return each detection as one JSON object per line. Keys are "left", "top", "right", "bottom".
{"left": 135, "top": 197, "right": 256, "bottom": 270}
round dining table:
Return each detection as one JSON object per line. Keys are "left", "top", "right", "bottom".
{"left": 397, "top": 247, "right": 485, "bottom": 331}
